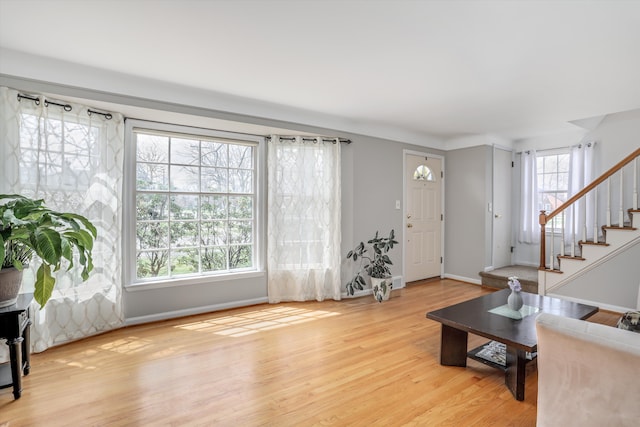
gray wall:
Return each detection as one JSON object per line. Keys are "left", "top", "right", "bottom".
{"left": 0, "top": 73, "right": 444, "bottom": 322}
{"left": 444, "top": 145, "right": 492, "bottom": 282}
{"left": 553, "top": 240, "right": 640, "bottom": 311}
{"left": 342, "top": 134, "right": 445, "bottom": 285}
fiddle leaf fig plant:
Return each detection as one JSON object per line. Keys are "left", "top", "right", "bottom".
{"left": 345, "top": 229, "right": 398, "bottom": 299}
{"left": 0, "top": 194, "right": 97, "bottom": 308}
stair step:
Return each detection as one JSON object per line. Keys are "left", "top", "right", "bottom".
{"left": 541, "top": 268, "right": 563, "bottom": 274}
{"left": 578, "top": 240, "right": 610, "bottom": 246}
{"left": 478, "top": 265, "right": 538, "bottom": 293}
{"left": 603, "top": 225, "right": 636, "bottom": 231}
{"left": 557, "top": 255, "right": 585, "bottom": 261}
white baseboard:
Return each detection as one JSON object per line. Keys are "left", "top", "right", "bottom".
{"left": 125, "top": 297, "right": 269, "bottom": 326}
{"left": 341, "top": 275, "right": 403, "bottom": 299}
{"left": 444, "top": 273, "right": 482, "bottom": 285}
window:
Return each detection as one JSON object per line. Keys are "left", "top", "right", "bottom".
{"left": 536, "top": 150, "right": 570, "bottom": 230}
{"left": 18, "top": 110, "right": 101, "bottom": 192}
{"left": 413, "top": 164, "right": 436, "bottom": 181}
{"left": 126, "top": 121, "right": 262, "bottom": 284}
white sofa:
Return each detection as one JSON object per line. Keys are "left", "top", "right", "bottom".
{"left": 535, "top": 312, "right": 640, "bottom": 427}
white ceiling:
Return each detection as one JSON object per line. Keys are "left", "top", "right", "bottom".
{"left": 1, "top": 0, "right": 640, "bottom": 143}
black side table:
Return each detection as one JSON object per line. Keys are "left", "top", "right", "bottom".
{"left": 0, "top": 293, "right": 33, "bottom": 399}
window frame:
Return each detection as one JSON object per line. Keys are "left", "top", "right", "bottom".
{"left": 123, "top": 119, "right": 266, "bottom": 290}
{"left": 536, "top": 148, "right": 570, "bottom": 232}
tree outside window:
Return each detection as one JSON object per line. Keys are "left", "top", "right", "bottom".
{"left": 134, "top": 131, "right": 256, "bottom": 281}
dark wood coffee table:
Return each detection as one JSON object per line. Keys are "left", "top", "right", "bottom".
{"left": 426, "top": 289, "right": 598, "bottom": 400}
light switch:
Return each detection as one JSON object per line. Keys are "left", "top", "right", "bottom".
{"left": 395, "top": 200, "right": 401, "bottom": 209}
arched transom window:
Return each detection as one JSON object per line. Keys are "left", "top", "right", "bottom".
{"left": 413, "top": 165, "right": 436, "bottom": 182}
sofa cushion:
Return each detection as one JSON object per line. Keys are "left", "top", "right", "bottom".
{"left": 536, "top": 313, "right": 640, "bottom": 427}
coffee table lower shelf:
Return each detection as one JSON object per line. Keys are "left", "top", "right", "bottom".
{"left": 467, "top": 342, "right": 537, "bottom": 373}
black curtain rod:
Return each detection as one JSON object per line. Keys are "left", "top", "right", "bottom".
{"left": 17, "top": 93, "right": 40, "bottom": 105}
{"left": 267, "top": 136, "right": 351, "bottom": 144}
{"left": 88, "top": 109, "right": 113, "bottom": 120}
{"left": 44, "top": 99, "right": 72, "bottom": 112}
{"left": 17, "top": 93, "right": 113, "bottom": 120}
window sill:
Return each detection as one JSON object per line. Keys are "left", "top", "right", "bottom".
{"left": 124, "top": 270, "right": 265, "bottom": 292}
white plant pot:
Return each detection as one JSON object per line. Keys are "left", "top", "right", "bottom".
{"left": 371, "top": 277, "right": 392, "bottom": 302}
{"left": 0, "top": 267, "right": 23, "bottom": 308}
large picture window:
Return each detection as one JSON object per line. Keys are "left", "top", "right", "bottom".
{"left": 127, "top": 122, "right": 260, "bottom": 283}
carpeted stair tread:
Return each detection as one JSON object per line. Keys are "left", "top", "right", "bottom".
{"left": 479, "top": 265, "right": 538, "bottom": 293}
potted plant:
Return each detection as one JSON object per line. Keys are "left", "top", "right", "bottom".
{"left": 345, "top": 230, "right": 398, "bottom": 302}
{"left": 0, "top": 194, "right": 97, "bottom": 308}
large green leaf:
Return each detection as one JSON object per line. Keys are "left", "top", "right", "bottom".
{"left": 63, "top": 229, "right": 94, "bottom": 251}
{"left": 33, "top": 227, "right": 63, "bottom": 266}
{"left": 34, "top": 263, "right": 56, "bottom": 308}
{"left": 60, "top": 213, "right": 97, "bottom": 238}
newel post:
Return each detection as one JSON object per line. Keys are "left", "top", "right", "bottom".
{"left": 539, "top": 210, "right": 547, "bottom": 269}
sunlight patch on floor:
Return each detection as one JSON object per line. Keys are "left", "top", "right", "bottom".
{"left": 175, "top": 306, "right": 340, "bottom": 337}
{"left": 99, "top": 337, "right": 154, "bottom": 354}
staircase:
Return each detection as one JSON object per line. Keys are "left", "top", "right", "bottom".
{"left": 538, "top": 148, "right": 640, "bottom": 297}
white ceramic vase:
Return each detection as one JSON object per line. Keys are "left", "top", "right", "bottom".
{"left": 507, "top": 290, "right": 523, "bottom": 312}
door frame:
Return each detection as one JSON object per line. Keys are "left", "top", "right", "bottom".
{"left": 402, "top": 149, "right": 446, "bottom": 285}
{"left": 490, "top": 144, "right": 514, "bottom": 270}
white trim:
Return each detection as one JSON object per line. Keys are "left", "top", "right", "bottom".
{"left": 402, "top": 150, "right": 446, "bottom": 283}
{"left": 546, "top": 293, "right": 629, "bottom": 314}
{"left": 444, "top": 273, "right": 482, "bottom": 285}
{"left": 123, "top": 119, "right": 265, "bottom": 289}
{"left": 491, "top": 145, "right": 514, "bottom": 269}
{"left": 124, "top": 297, "right": 269, "bottom": 326}
{"left": 124, "top": 271, "right": 265, "bottom": 291}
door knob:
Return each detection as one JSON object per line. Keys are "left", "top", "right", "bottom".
{"left": 407, "top": 223, "right": 413, "bottom": 228}
{"left": 495, "top": 214, "right": 502, "bottom": 218}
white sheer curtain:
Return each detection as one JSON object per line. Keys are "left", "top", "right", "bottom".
{"left": 0, "top": 87, "right": 124, "bottom": 354}
{"left": 518, "top": 149, "right": 539, "bottom": 244}
{"left": 267, "top": 136, "right": 341, "bottom": 303}
{"left": 567, "top": 142, "right": 595, "bottom": 241}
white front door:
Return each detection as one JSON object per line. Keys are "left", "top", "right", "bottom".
{"left": 492, "top": 147, "right": 513, "bottom": 268}
{"left": 404, "top": 153, "right": 443, "bottom": 282}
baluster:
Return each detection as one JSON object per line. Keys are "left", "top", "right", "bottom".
{"left": 593, "top": 187, "right": 599, "bottom": 243}
{"left": 571, "top": 203, "right": 576, "bottom": 257}
{"left": 549, "top": 223, "right": 555, "bottom": 269}
{"left": 582, "top": 194, "right": 587, "bottom": 243}
{"left": 619, "top": 169, "right": 624, "bottom": 226}
{"left": 634, "top": 157, "right": 638, "bottom": 210}
{"left": 560, "top": 211, "right": 565, "bottom": 256}
{"left": 606, "top": 178, "right": 611, "bottom": 227}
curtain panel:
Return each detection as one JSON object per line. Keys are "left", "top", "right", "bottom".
{"left": 519, "top": 149, "right": 539, "bottom": 244}
{"left": 0, "top": 87, "right": 124, "bottom": 355}
{"left": 567, "top": 142, "right": 595, "bottom": 242}
{"left": 267, "top": 136, "right": 341, "bottom": 302}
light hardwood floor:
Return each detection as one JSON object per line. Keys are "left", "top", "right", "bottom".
{"left": 0, "top": 279, "right": 620, "bottom": 426}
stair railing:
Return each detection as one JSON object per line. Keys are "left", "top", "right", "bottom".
{"left": 539, "top": 147, "right": 640, "bottom": 270}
